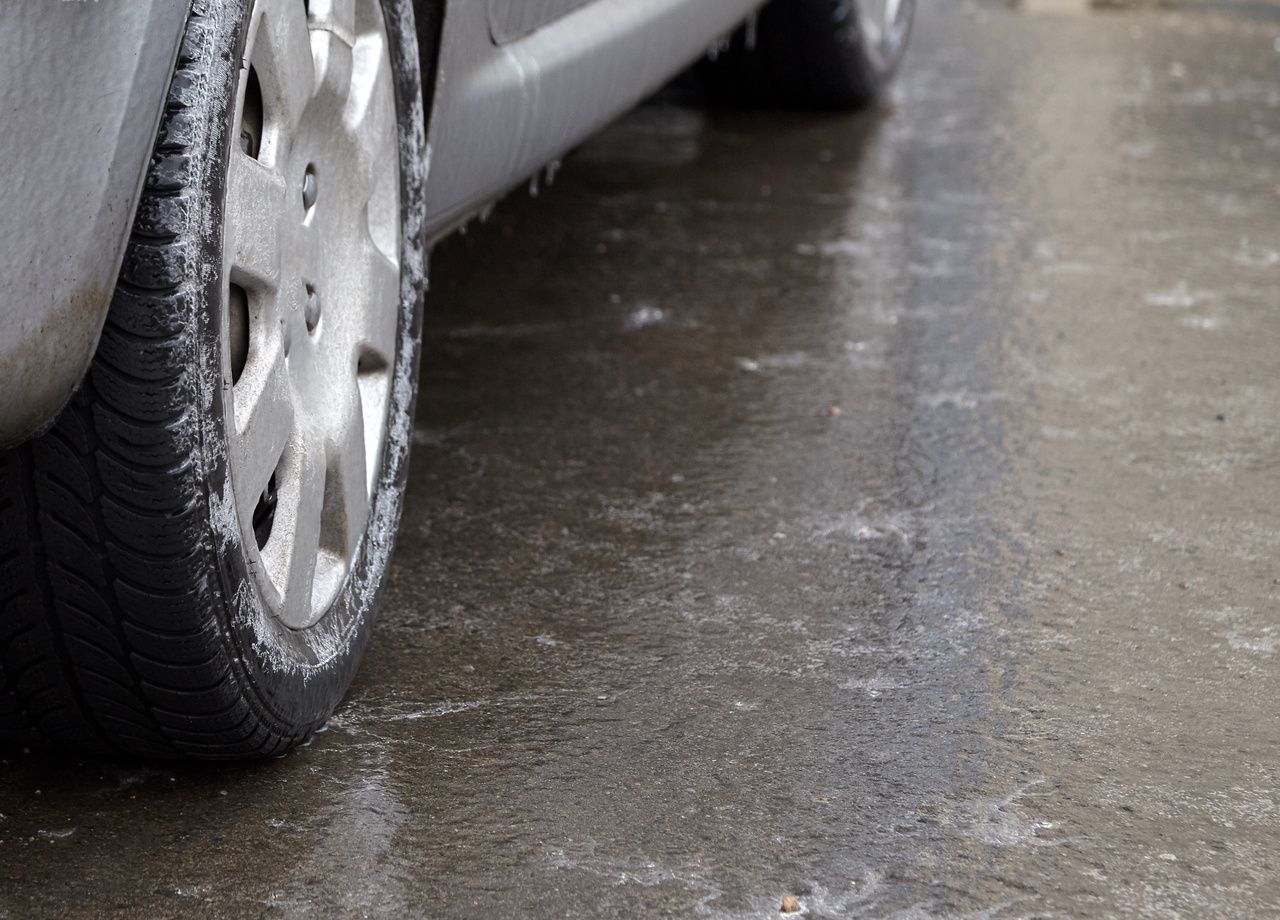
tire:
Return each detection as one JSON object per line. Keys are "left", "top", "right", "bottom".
{"left": 704, "top": 0, "right": 915, "bottom": 109}
{"left": 0, "top": 0, "right": 427, "bottom": 759}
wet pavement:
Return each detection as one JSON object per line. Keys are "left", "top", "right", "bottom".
{"left": 4, "top": 0, "right": 1280, "bottom": 916}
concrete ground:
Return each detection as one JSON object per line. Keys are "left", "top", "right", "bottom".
{"left": 2, "top": 0, "right": 1278, "bottom": 916}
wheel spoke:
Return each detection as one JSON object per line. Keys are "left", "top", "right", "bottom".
{"left": 225, "top": 151, "right": 286, "bottom": 290}
{"left": 231, "top": 339, "right": 293, "bottom": 520}
{"left": 310, "top": 31, "right": 354, "bottom": 116}
{"left": 357, "top": 244, "right": 400, "bottom": 363}
{"left": 276, "top": 437, "right": 326, "bottom": 626}
{"left": 325, "top": 395, "right": 370, "bottom": 561}
{"left": 251, "top": 0, "right": 316, "bottom": 141}
{"left": 308, "top": 0, "right": 356, "bottom": 41}
{"left": 859, "top": 0, "right": 884, "bottom": 49}
{"left": 345, "top": 29, "right": 396, "bottom": 186}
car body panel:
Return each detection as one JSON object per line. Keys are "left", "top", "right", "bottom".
{"left": 0, "top": 0, "right": 190, "bottom": 447}
{"left": 422, "top": 0, "right": 764, "bottom": 241}
{"left": 487, "top": 0, "right": 598, "bottom": 44}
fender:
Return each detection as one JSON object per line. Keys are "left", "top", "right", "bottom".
{"left": 0, "top": 0, "right": 191, "bottom": 446}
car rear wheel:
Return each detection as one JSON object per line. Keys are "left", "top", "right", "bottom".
{"left": 704, "top": 0, "right": 915, "bottom": 109}
{"left": 0, "top": 0, "right": 425, "bottom": 758}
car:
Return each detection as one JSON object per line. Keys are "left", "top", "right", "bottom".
{"left": 0, "top": 0, "right": 914, "bottom": 759}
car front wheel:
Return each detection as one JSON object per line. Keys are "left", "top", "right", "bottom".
{"left": 0, "top": 0, "right": 426, "bottom": 759}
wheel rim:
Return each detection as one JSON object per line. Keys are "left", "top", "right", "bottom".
{"left": 852, "top": 0, "right": 913, "bottom": 70}
{"left": 223, "top": 0, "right": 400, "bottom": 630}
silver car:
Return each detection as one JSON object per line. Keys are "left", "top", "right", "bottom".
{"left": 0, "top": 0, "right": 912, "bottom": 758}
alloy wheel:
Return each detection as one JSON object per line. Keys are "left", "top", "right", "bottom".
{"left": 223, "top": 0, "right": 401, "bottom": 630}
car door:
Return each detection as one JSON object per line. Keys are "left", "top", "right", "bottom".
{"left": 487, "top": 0, "right": 603, "bottom": 45}
{"left": 421, "top": 0, "right": 765, "bottom": 241}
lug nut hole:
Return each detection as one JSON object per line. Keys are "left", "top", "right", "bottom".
{"left": 239, "top": 67, "right": 264, "bottom": 159}
{"left": 253, "top": 471, "right": 279, "bottom": 550}
{"left": 302, "top": 164, "right": 318, "bottom": 210}
{"left": 305, "top": 284, "right": 321, "bottom": 333}
{"left": 228, "top": 283, "right": 250, "bottom": 383}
